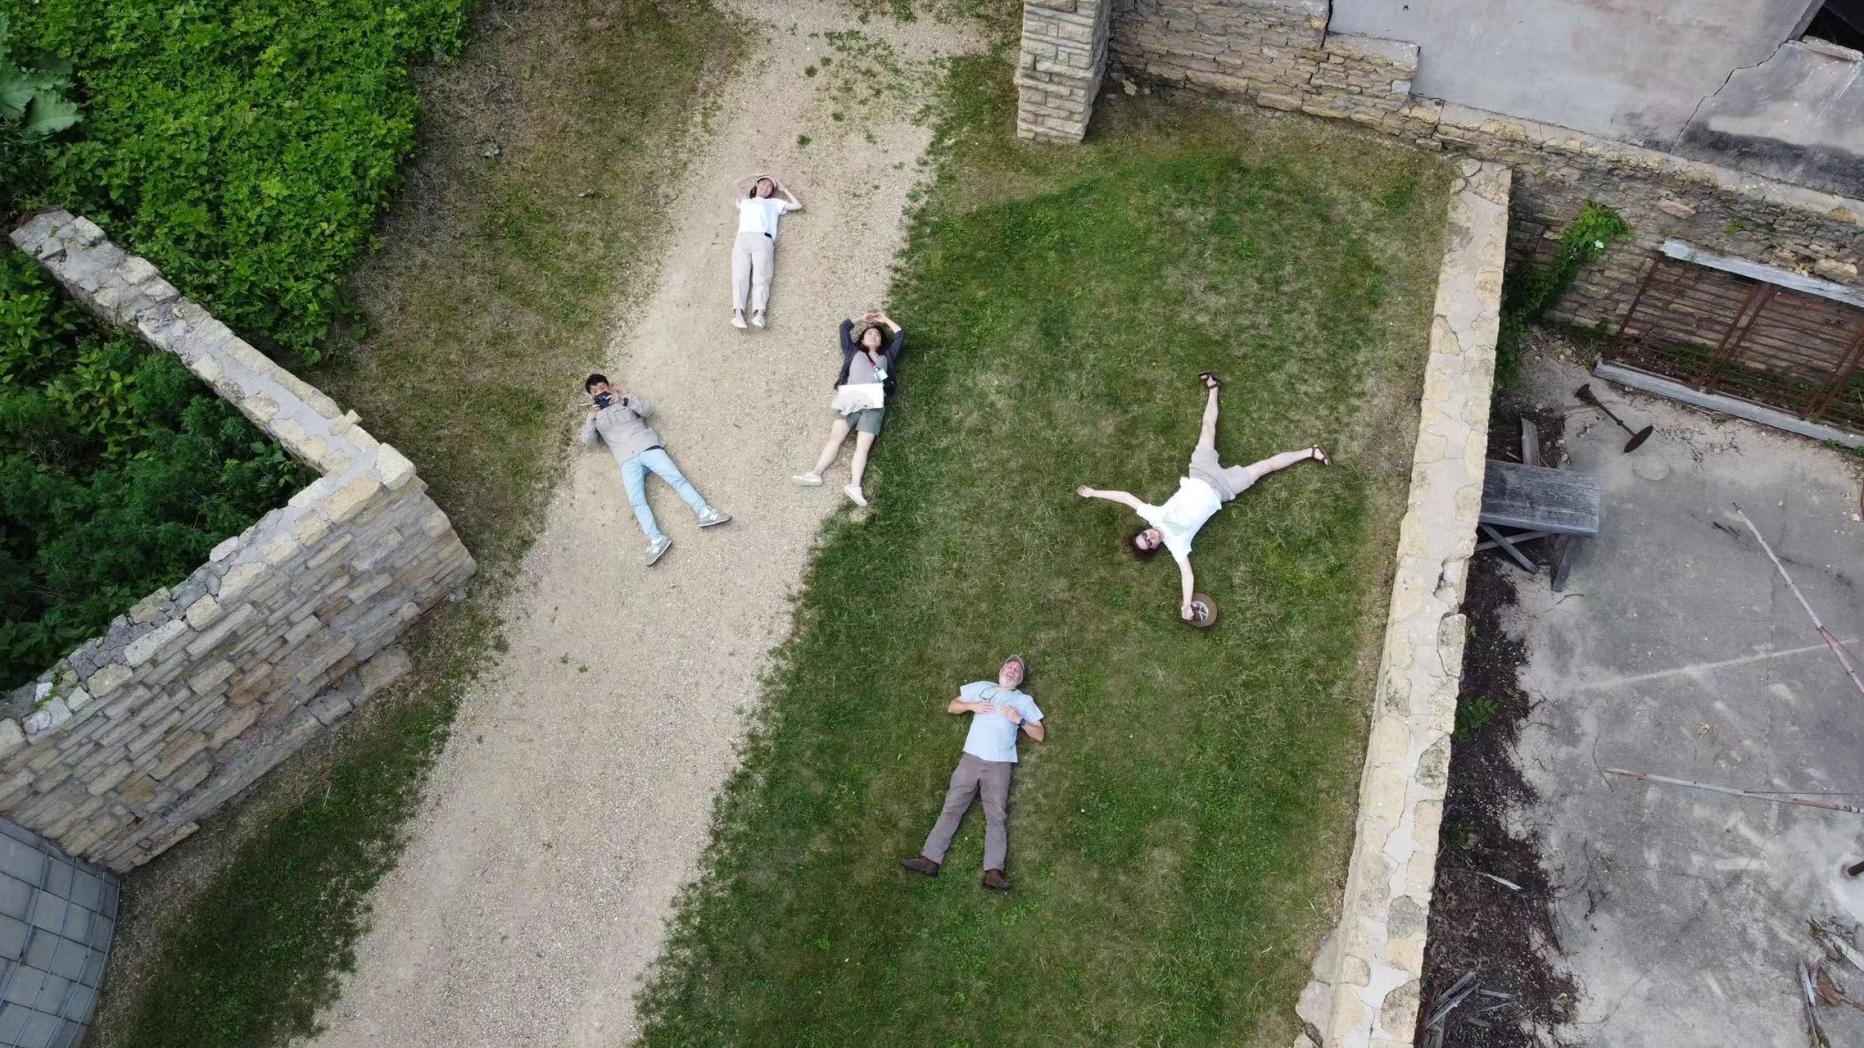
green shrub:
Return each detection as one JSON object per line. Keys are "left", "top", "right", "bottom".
{"left": 1497, "top": 201, "right": 1631, "bottom": 387}
{"left": 4, "top": 0, "right": 471, "bottom": 367}
{"left": 0, "top": 255, "right": 312, "bottom": 690}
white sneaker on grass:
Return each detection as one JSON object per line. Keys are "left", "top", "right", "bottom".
{"left": 645, "top": 536, "right": 672, "bottom": 566}
{"left": 843, "top": 483, "right": 867, "bottom": 507}
{"left": 791, "top": 472, "right": 822, "bottom": 487}
{"left": 730, "top": 311, "right": 748, "bottom": 330}
{"left": 697, "top": 508, "right": 731, "bottom": 527}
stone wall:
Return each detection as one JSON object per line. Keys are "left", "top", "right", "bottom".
{"left": 1066, "top": 0, "right": 1864, "bottom": 337}
{"left": 1016, "top": 0, "right": 1112, "bottom": 142}
{"left": 3, "top": 211, "right": 475, "bottom": 873}
{"left": 1294, "top": 161, "right": 1508, "bottom": 1048}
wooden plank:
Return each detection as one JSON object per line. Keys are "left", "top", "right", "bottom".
{"left": 1520, "top": 418, "right": 1543, "bottom": 467}
{"left": 1481, "top": 523, "right": 1540, "bottom": 573}
{"left": 1480, "top": 461, "right": 1603, "bottom": 535}
{"left": 1663, "top": 240, "right": 1864, "bottom": 311}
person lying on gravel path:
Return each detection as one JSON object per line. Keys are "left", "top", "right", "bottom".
{"left": 792, "top": 309, "right": 906, "bottom": 507}
{"left": 581, "top": 373, "right": 730, "bottom": 566}
{"left": 1076, "top": 371, "right": 1330, "bottom": 620}
{"left": 729, "top": 173, "right": 802, "bottom": 330}
{"left": 900, "top": 655, "right": 1043, "bottom": 893}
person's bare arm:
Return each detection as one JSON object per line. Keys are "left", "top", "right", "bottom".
{"left": 946, "top": 694, "right": 994, "bottom": 716}
{"left": 1077, "top": 485, "right": 1147, "bottom": 512}
{"left": 773, "top": 176, "right": 802, "bottom": 211}
{"left": 997, "top": 704, "right": 1046, "bottom": 743}
{"left": 1174, "top": 551, "right": 1197, "bottom": 620}
{"left": 864, "top": 309, "right": 900, "bottom": 334}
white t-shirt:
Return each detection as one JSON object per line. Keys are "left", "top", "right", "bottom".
{"left": 1136, "top": 477, "right": 1223, "bottom": 558}
{"left": 736, "top": 197, "right": 790, "bottom": 240}
{"left": 959, "top": 681, "right": 1043, "bottom": 764}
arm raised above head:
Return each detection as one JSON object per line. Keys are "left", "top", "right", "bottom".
{"left": 1076, "top": 486, "right": 1147, "bottom": 512}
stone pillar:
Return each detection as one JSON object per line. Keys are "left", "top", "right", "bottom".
{"left": 1016, "top": 0, "right": 1112, "bottom": 143}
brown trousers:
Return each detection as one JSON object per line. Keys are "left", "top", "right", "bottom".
{"left": 921, "top": 753, "right": 1013, "bottom": 872}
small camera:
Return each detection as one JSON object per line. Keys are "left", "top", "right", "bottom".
{"left": 593, "top": 391, "right": 615, "bottom": 410}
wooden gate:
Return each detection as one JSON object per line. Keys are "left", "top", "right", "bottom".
{"left": 1608, "top": 250, "right": 1864, "bottom": 433}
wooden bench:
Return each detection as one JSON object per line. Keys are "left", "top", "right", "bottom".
{"left": 1477, "top": 421, "right": 1603, "bottom": 591}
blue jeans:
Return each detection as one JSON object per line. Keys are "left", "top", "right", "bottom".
{"left": 620, "top": 447, "right": 709, "bottom": 542}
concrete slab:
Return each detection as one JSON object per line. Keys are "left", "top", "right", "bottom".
{"left": 1503, "top": 350, "right": 1864, "bottom": 1046}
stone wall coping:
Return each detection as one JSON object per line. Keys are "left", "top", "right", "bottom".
{"left": 1432, "top": 100, "right": 1864, "bottom": 227}
{"left": 1297, "top": 160, "right": 1509, "bottom": 1048}
{"left": 1663, "top": 238, "right": 1864, "bottom": 309}
{"left": 1324, "top": 33, "right": 1419, "bottom": 71}
{"left": 2, "top": 210, "right": 453, "bottom": 779}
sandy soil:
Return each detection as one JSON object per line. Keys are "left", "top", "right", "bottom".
{"left": 306, "top": 4, "right": 980, "bottom": 1044}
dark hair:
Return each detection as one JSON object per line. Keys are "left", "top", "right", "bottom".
{"left": 584, "top": 373, "right": 609, "bottom": 393}
{"left": 855, "top": 324, "right": 887, "bottom": 350}
{"left": 747, "top": 177, "right": 774, "bottom": 198}
{"left": 1128, "top": 529, "right": 1161, "bottom": 561}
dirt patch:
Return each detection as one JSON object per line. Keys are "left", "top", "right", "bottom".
{"left": 1417, "top": 392, "right": 1579, "bottom": 1047}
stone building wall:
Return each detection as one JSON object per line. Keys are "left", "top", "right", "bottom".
{"left": 3, "top": 211, "right": 475, "bottom": 873}
{"left": 1079, "top": 0, "right": 1864, "bottom": 335}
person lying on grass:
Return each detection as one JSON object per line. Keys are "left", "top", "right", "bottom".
{"left": 729, "top": 173, "right": 803, "bottom": 330}
{"left": 1077, "top": 372, "right": 1331, "bottom": 620}
{"left": 900, "top": 655, "right": 1043, "bottom": 893}
{"left": 792, "top": 309, "right": 906, "bottom": 508}
{"left": 581, "top": 374, "right": 731, "bottom": 566}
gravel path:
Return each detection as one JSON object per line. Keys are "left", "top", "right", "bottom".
{"left": 308, "top": 5, "right": 979, "bottom": 1044}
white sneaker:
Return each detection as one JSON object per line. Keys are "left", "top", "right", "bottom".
{"left": 843, "top": 483, "right": 867, "bottom": 507}
{"left": 645, "top": 536, "right": 672, "bottom": 565}
{"left": 791, "top": 473, "right": 823, "bottom": 487}
{"left": 751, "top": 311, "right": 767, "bottom": 329}
{"left": 730, "top": 311, "right": 748, "bottom": 330}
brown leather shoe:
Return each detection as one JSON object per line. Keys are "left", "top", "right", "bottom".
{"left": 899, "top": 856, "right": 940, "bottom": 877}
{"left": 981, "top": 869, "right": 1011, "bottom": 892}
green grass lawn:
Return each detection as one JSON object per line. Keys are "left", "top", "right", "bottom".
{"left": 635, "top": 57, "right": 1450, "bottom": 1047}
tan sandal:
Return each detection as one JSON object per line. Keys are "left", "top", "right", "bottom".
{"left": 1310, "top": 444, "right": 1332, "bottom": 466}
{"left": 1198, "top": 371, "right": 1222, "bottom": 390}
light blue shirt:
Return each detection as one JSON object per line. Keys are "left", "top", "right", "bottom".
{"left": 959, "top": 681, "right": 1043, "bottom": 764}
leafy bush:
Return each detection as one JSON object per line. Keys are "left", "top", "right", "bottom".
{"left": 1497, "top": 201, "right": 1631, "bottom": 387}
{"left": 0, "top": 12, "right": 82, "bottom": 166}
{"left": 0, "top": 255, "right": 313, "bottom": 690}
{"left": 4, "top": 0, "right": 471, "bottom": 367}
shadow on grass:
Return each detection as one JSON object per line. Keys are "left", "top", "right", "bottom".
{"left": 635, "top": 53, "right": 1452, "bottom": 1047}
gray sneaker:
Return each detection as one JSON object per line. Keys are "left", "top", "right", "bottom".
{"left": 697, "top": 508, "right": 732, "bottom": 528}
{"left": 645, "top": 536, "right": 672, "bottom": 566}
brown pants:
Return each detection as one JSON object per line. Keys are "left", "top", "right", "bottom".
{"left": 921, "top": 753, "right": 1013, "bottom": 872}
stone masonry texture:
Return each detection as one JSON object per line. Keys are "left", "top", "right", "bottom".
{"left": 1016, "top": 0, "right": 1113, "bottom": 142}
{"left": 3, "top": 211, "right": 475, "bottom": 874}
{"left": 1026, "top": 0, "right": 1864, "bottom": 337}
{"left": 0, "top": 818, "right": 118, "bottom": 1048}
{"left": 1294, "top": 162, "right": 1508, "bottom": 1048}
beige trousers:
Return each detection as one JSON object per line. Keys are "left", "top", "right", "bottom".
{"left": 731, "top": 230, "right": 774, "bottom": 313}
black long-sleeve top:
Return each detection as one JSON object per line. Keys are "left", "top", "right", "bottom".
{"left": 835, "top": 319, "right": 907, "bottom": 394}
